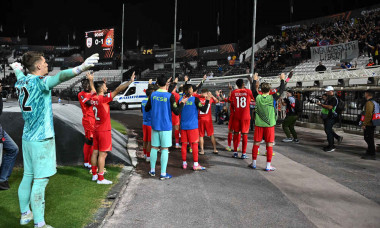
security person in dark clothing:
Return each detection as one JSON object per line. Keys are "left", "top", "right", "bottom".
{"left": 317, "top": 86, "right": 343, "bottom": 152}
{"left": 361, "top": 90, "right": 377, "bottom": 160}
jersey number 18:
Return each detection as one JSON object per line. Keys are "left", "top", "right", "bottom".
{"left": 235, "top": 97, "right": 247, "bottom": 108}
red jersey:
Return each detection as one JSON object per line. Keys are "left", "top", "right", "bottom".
{"left": 198, "top": 97, "right": 216, "bottom": 121}
{"left": 193, "top": 93, "right": 201, "bottom": 98}
{"left": 172, "top": 91, "right": 180, "bottom": 115}
{"left": 91, "top": 93, "right": 113, "bottom": 132}
{"left": 230, "top": 88, "right": 253, "bottom": 120}
{"left": 78, "top": 91, "right": 95, "bottom": 122}
{"left": 172, "top": 91, "right": 180, "bottom": 102}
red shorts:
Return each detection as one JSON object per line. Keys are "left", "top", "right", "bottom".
{"left": 93, "top": 130, "right": 112, "bottom": 152}
{"left": 181, "top": 129, "right": 199, "bottom": 143}
{"left": 233, "top": 119, "right": 250, "bottom": 134}
{"left": 143, "top": 124, "right": 152, "bottom": 142}
{"left": 172, "top": 114, "right": 180, "bottom": 126}
{"left": 198, "top": 120, "right": 214, "bottom": 137}
{"left": 83, "top": 119, "right": 95, "bottom": 139}
{"left": 228, "top": 117, "right": 234, "bottom": 130}
{"left": 254, "top": 126, "right": 275, "bottom": 142}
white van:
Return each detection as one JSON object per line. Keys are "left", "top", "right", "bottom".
{"left": 112, "top": 81, "right": 152, "bottom": 110}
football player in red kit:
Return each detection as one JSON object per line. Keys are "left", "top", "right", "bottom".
{"left": 198, "top": 89, "right": 219, "bottom": 154}
{"left": 179, "top": 84, "right": 210, "bottom": 170}
{"left": 78, "top": 72, "right": 96, "bottom": 169}
{"left": 89, "top": 72, "right": 135, "bottom": 184}
{"left": 230, "top": 79, "right": 254, "bottom": 159}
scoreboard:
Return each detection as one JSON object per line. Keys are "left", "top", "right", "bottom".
{"left": 85, "top": 28, "right": 114, "bottom": 59}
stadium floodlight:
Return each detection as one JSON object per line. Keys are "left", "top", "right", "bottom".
{"left": 121, "top": 3, "right": 125, "bottom": 83}
{"left": 173, "top": 0, "right": 178, "bottom": 80}
{"left": 251, "top": 0, "right": 257, "bottom": 74}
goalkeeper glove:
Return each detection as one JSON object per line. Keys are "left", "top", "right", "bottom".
{"left": 73, "top": 53, "right": 99, "bottom": 75}
{"left": 10, "top": 62, "right": 23, "bottom": 71}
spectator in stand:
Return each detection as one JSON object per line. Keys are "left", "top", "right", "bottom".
{"left": 366, "top": 58, "right": 375, "bottom": 67}
{"left": 367, "top": 43, "right": 380, "bottom": 65}
{"left": 341, "top": 62, "right": 352, "bottom": 69}
{"left": 361, "top": 90, "right": 377, "bottom": 160}
{"left": 315, "top": 61, "right": 327, "bottom": 72}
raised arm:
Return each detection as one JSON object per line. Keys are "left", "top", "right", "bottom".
{"left": 168, "top": 77, "right": 178, "bottom": 93}
{"left": 111, "top": 72, "right": 135, "bottom": 99}
{"left": 272, "top": 73, "right": 286, "bottom": 101}
{"left": 251, "top": 73, "right": 259, "bottom": 99}
{"left": 45, "top": 54, "right": 99, "bottom": 90}
{"left": 171, "top": 94, "right": 186, "bottom": 115}
{"left": 10, "top": 62, "right": 26, "bottom": 80}
{"left": 195, "top": 74, "right": 207, "bottom": 91}
{"left": 87, "top": 72, "right": 96, "bottom": 93}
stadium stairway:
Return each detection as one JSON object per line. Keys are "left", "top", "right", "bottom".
{"left": 2, "top": 103, "right": 132, "bottom": 166}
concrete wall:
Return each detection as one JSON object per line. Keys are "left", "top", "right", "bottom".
{"left": 1, "top": 104, "right": 132, "bottom": 166}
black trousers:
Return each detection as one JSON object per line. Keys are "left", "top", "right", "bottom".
{"left": 364, "top": 126, "right": 376, "bottom": 155}
{"left": 323, "top": 118, "right": 340, "bottom": 147}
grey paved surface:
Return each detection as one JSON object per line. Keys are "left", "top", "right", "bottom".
{"left": 105, "top": 110, "right": 380, "bottom": 228}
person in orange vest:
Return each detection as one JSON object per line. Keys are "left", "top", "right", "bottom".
{"left": 366, "top": 58, "right": 375, "bottom": 67}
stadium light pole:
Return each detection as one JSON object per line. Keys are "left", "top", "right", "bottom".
{"left": 250, "top": 0, "right": 257, "bottom": 74}
{"left": 173, "top": 0, "right": 177, "bottom": 80}
{"left": 121, "top": 3, "right": 125, "bottom": 82}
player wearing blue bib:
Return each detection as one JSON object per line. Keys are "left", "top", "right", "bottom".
{"left": 12, "top": 51, "right": 99, "bottom": 228}
{"left": 145, "top": 75, "right": 187, "bottom": 180}
{"left": 141, "top": 87, "right": 154, "bottom": 162}
{"left": 179, "top": 84, "right": 209, "bottom": 171}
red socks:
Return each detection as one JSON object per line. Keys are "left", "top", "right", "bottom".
{"left": 233, "top": 133, "right": 241, "bottom": 152}
{"left": 192, "top": 143, "right": 199, "bottom": 162}
{"left": 242, "top": 134, "right": 248, "bottom": 154}
{"left": 228, "top": 132, "right": 232, "bottom": 147}
{"left": 181, "top": 143, "right": 187, "bottom": 161}
{"left": 98, "top": 172, "right": 104, "bottom": 181}
{"left": 266, "top": 146, "right": 273, "bottom": 162}
{"left": 175, "top": 130, "right": 180, "bottom": 144}
{"left": 83, "top": 143, "right": 91, "bottom": 163}
{"left": 253, "top": 145, "right": 259, "bottom": 160}
{"left": 91, "top": 166, "right": 97, "bottom": 175}
{"left": 147, "top": 149, "right": 150, "bottom": 157}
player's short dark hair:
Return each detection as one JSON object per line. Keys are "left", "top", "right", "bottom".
{"left": 146, "top": 88, "right": 154, "bottom": 97}
{"left": 178, "top": 86, "right": 183, "bottom": 93}
{"left": 261, "top": 83, "right": 271, "bottom": 93}
{"left": 81, "top": 79, "right": 90, "bottom": 91}
{"left": 192, "top": 85, "right": 197, "bottom": 92}
{"left": 287, "top": 90, "right": 294, "bottom": 95}
{"left": 201, "top": 88, "right": 208, "bottom": 93}
{"left": 157, "top": 74, "right": 167, "bottom": 87}
{"left": 365, "top": 90, "right": 375, "bottom": 97}
{"left": 236, "top": 79, "right": 244, "bottom": 88}
{"left": 183, "top": 84, "right": 193, "bottom": 94}
{"left": 22, "top": 51, "right": 44, "bottom": 72}
{"left": 94, "top": 81, "right": 105, "bottom": 93}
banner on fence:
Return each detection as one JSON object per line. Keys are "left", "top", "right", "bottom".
{"left": 310, "top": 41, "right": 359, "bottom": 61}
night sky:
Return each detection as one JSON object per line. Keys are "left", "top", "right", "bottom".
{"left": 0, "top": 0, "right": 379, "bottom": 51}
